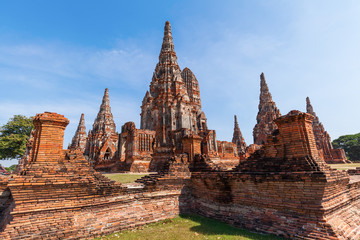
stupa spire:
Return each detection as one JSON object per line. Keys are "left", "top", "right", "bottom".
{"left": 140, "top": 21, "right": 205, "bottom": 149}
{"left": 92, "top": 88, "right": 116, "bottom": 134}
{"left": 158, "top": 21, "right": 179, "bottom": 66}
{"left": 305, "top": 97, "right": 348, "bottom": 163}
{"left": 161, "top": 21, "right": 174, "bottom": 53}
{"left": 306, "top": 96, "right": 315, "bottom": 116}
{"left": 69, "top": 113, "right": 87, "bottom": 152}
{"left": 85, "top": 88, "right": 118, "bottom": 168}
{"left": 234, "top": 115, "right": 239, "bottom": 127}
{"left": 232, "top": 115, "right": 247, "bottom": 155}
{"left": 259, "top": 72, "right": 272, "bottom": 106}
{"left": 253, "top": 73, "right": 281, "bottom": 145}
{"left": 101, "top": 88, "right": 110, "bottom": 110}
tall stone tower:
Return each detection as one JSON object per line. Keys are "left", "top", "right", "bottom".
{"left": 232, "top": 115, "right": 247, "bottom": 155}
{"left": 85, "top": 88, "right": 118, "bottom": 170}
{"left": 306, "top": 97, "right": 339, "bottom": 162}
{"left": 69, "top": 113, "right": 87, "bottom": 152}
{"left": 140, "top": 21, "right": 207, "bottom": 148}
{"left": 253, "top": 73, "right": 281, "bottom": 145}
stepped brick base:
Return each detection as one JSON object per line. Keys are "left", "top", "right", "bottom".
{"left": 1, "top": 111, "right": 360, "bottom": 239}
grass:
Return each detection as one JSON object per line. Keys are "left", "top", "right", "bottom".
{"left": 103, "top": 173, "right": 148, "bottom": 183}
{"left": 99, "top": 165, "right": 360, "bottom": 239}
{"left": 94, "top": 214, "right": 284, "bottom": 240}
{"left": 328, "top": 163, "right": 360, "bottom": 170}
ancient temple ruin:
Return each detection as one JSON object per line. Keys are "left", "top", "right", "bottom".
{"left": 253, "top": 73, "right": 281, "bottom": 145}
{"left": 68, "top": 113, "right": 87, "bottom": 152}
{"left": 1, "top": 110, "right": 360, "bottom": 239}
{"left": 232, "top": 115, "right": 247, "bottom": 157}
{"left": 306, "top": 97, "right": 349, "bottom": 163}
{"left": 0, "top": 21, "right": 359, "bottom": 240}
{"left": 85, "top": 88, "right": 119, "bottom": 171}
{"left": 65, "top": 22, "right": 348, "bottom": 172}
{"left": 75, "top": 21, "right": 237, "bottom": 172}
{"left": 138, "top": 21, "right": 209, "bottom": 171}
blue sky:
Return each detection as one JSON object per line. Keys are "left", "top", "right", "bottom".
{"left": 1, "top": 1, "right": 360, "bottom": 166}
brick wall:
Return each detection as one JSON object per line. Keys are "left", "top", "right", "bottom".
{"left": 182, "top": 135, "right": 202, "bottom": 161}
{"left": 0, "top": 112, "right": 189, "bottom": 239}
{"left": 189, "top": 111, "right": 360, "bottom": 239}
{"left": 1, "top": 189, "right": 186, "bottom": 239}
{"left": 30, "top": 112, "right": 69, "bottom": 163}
{"left": 1, "top": 111, "right": 360, "bottom": 239}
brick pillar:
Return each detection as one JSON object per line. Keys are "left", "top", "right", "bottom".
{"left": 30, "top": 112, "right": 69, "bottom": 163}
{"left": 182, "top": 134, "right": 202, "bottom": 161}
{"left": 274, "top": 110, "right": 319, "bottom": 159}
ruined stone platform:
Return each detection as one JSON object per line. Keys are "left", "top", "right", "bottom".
{"left": 0, "top": 110, "right": 359, "bottom": 239}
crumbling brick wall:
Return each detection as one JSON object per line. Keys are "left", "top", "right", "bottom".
{"left": 0, "top": 112, "right": 190, "bottom": 240}
{"left": 118, "top": 122, "right": 156, "bottom": 172}
{"left": 190, "top": 111, "right": 360, "bottom": 239}
{"left": 1, "top": 111, "right": 360, "bottom": 240}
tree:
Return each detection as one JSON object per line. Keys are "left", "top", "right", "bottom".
{"left": 0, "top": 115, "right": 33, "bottom": 160}
{"left": 5, "top": 164, "right": 17, "bottom": 172}
{"left": 332, "top": 133, "right": 360, "bottom": 161}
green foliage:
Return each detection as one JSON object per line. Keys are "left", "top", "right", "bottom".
{"left": 332, "top": 133, "right": 360, "bottom": 161}
{"left": 5, "top": 164, "right": 17, "bottom": 172}
{"left": 0, "top": 115, "right": 33, "bottom": 160}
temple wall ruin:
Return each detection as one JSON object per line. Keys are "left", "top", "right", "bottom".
{"left": 0, "top": 112, "right": 190, "bottom": 240}
{"left": 190, "top": 171, "right": 360, "bottom": 239}
{"left": 0, "top": 189, "right": 187, "bottom": 239}
{"left": 0, "top": 20, "right": 358, "bottom": 240}
{"left": 188, "top": 111, "right": 360, "bottom": 239}
{"left": 1, "top": 110, "right": 360, "bottom": 239}
{"left": 118, "top": 122, "right": 156, "bottom": 172}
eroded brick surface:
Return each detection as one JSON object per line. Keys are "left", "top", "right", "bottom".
{"left": 68, "top": 113, "right": 87, "bottom": 153}
{"left": 85, "top": 88, "right": 119, "bottom": 171}
{"left": 232, "top": 115, "right": 247, "bottom": 157}
{"left": 306, "top": 97, "right": 349, "bottom": 164}
{"left": 0, "top": 112, "right": 187, "bottom": 240}
{"left": 1, "top": 111, "right": 359, "bottom": 240}
{"left": 117, "top": 122, "right": 156, "bottom": 172}
{"left": 69, "top": 21, "right": 239, "bottom": 173}
{"left": 191, "top": 111, "right": 360, "bottom": 240}
{"left": 253, "top": 73, "right": 281, "bottom": 145}
{"left": 1, "top": 21, "right": 358, "bottom": 240}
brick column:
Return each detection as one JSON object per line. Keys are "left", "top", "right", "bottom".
{"left": 274, "top": 110, "right": 319, "bottom": 159}
{"left": 30, "top": 112, "right": 69, "bottom": 163}
{"left": 182, "top": 134, "right": 202, "bottom": 161}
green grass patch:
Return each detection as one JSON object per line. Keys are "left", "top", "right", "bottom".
{"left": 94, "top": 214, "right": 284, "bottom": 240}
{"left": 328, "top": 163, "right": 360, "bottom": 170}
{"left": 103, "top": 173, "right": 148, "bottom": 183}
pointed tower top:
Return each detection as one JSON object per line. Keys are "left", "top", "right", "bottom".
{"left": 260, "top": 72, "right": 269, "bottom": 96}
{"left": 92, "top": 88, "right": 116, "bottom": 133}
{"left": 101, "top": 88, "right": 110, "bottom": 110}
{"left": 260, "top": 72, "right": 265, "bottom": 80}
{"left": 253, "top": 72, "right": 281, "bottom": 145}
{"left": 259, "top": 72, "right": 272, "bottom": 106}
{"left": 165, "top": 21, "right": 171, "bottom": 31}
{"left": 161, "top": 21, "right": 175, "bottom": 55}
{"left": 79, "top": 113, "right": 85, "bottom": 127}
{"left": 69, "top": 113, "right": 87, "bottom": 152}
{"left": 232, "top": 114, "right": 247, "bottom": 154}
{"left": 306, "top": 97, "right": 316, "bottom": 116}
